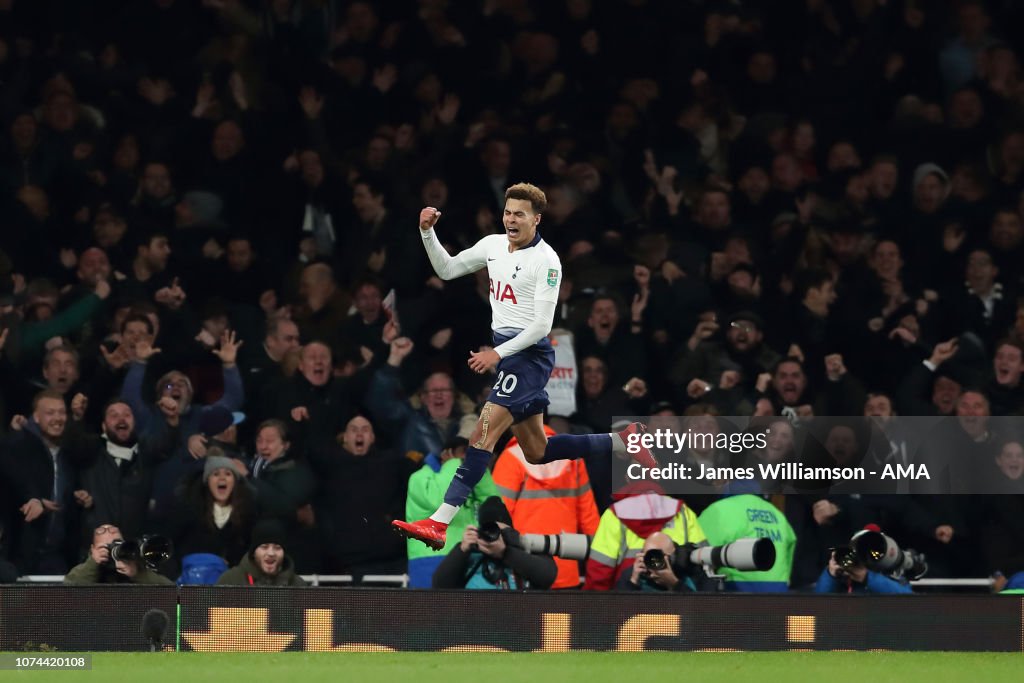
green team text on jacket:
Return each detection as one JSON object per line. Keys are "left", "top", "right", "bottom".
{"left": 697, "top": 494, "right": 796, "bottom": 591}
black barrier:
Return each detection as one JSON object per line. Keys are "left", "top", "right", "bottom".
{"left": 1, "top": 586, "right": 1022, "bottom": 652}
{"left": 0, "top": 586, "right": 177, "bottom": 652}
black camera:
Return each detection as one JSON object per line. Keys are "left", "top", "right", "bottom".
{"left": 832, "top": 545, "right": 861, "bottom": 570}
{"left": 643, "top": 549, "right": 668, "bottom": 571}
{"left": 831, "top": 529, "right": 927, "bottom": 580}
{"left": 477, "top": 521, "right": 502, "bottom": 543}
{"left": 108, "top": 538, "right": 140, "bottom": 563}
{"left": 107, "top": 536, "right": 173, "bottom": 569}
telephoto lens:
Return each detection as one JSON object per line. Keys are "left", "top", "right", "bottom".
{"left": 643, "top": 549, "right": 668, "bottom": 571}
{"left": 688, "top": 538, "right": 776, "bottom": 571}
{"left": 477, "top": 521, "right": 502, "bottom": 543}
{"left": 139, "top": 536, "right": 173, "bottom": 568}
{"left": 516, "top": 533, "right": 591, "bottom": 560}
{"left": 832, "top": 545, "right": 860, "bottom": 569}
{"left": 108, "top": 539, "right": 141, "bottom": 563}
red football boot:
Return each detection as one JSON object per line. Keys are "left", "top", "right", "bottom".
{"left": 392, "top": 518, "right": 447, "bottom": 551}
{"left": 617, "top": 422, "right": 660, "bottom": 468}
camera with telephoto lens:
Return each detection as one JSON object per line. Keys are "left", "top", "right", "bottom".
{"left": 477, "top": 521, "right": 503, "bottom": 543}
{"left": 644, "top": 548, "right": 668, "bottom": 571}
{"left": 107, "top": 535, "right": 173, "bottom": 569}
{"left": 834, "top": 529, "right": 927, "bottom": 580}
{"left": 681, "top": 538, "right": 776, "bottom": 572}
{"left": 516, "top": 533, "right": 591, "bottom": 560}
{"left": 832, "top": 545, "right": 860, "bottom": 570}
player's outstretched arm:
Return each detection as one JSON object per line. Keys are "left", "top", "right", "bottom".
{"left": 419, "top": 206, "right": 487, "bottom": 280}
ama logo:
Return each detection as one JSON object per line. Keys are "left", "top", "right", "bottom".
{"left": 489, "top": 279, "right": 518, "bottom": 304}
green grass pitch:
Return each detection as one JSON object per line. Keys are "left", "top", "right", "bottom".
{"left": 6, "top": 652, "right": 1023, "bottom": 683}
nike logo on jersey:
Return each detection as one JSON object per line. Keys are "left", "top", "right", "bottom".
{"left": 496, "top": 392, "right": 511, "bottom": 397}
{"left": 487, "top": 258, "right": 496, "bottom": 261}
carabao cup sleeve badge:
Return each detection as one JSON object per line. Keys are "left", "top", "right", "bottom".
{"left": 547, "top": 269, "right": 559, "bottom": 286}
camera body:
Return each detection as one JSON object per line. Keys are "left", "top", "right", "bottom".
{"left": 643, "top": 548, "right": 668, "bottom": 572}
{"left": 106, "top": 535, "right": 173, "bottom": 569}
{"left": 832, "top": 544, "right": 861, "bottom": 571}
{"left": 831, "top": 529, "right": 927, "bottom": 580}
{"left": 477, "top": 521, "right": 503, "bottom": 544}
{"left": 107, "top": 539, "right": 140, "bottom": 564}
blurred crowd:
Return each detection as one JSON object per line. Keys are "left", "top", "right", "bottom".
{"left": 1, "top": 0, "right": 1024, "bottom": 589}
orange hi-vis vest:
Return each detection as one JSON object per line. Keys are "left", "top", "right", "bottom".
{"left": 493, "top": 430, "right": 600, "bottom": 589}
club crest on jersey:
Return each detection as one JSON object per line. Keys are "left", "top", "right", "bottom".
{"left": 547, "top": 269, "right": 558, "bottom": 286}
{"left": 489, "top": 279, "right": 518, "bottom": 304}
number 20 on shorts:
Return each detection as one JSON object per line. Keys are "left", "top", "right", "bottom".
{"left": 493, "top": 371, "right": 518, "bottom": 397}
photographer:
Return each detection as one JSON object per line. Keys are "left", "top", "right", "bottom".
{"left": 815, "top": 549, "right": 912, "bottom": 594}
{"left": 432, "top": 497, "right": 557, "bottom": 589}
{"left": 618, "top": 532, "right": 695, "bottom": 592}
{"left": 64, "top": 523, "right": 173, "bottom": 585}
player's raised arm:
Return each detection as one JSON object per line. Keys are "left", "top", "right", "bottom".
{"left": 419, "top": 206, "right": 488, "bottom": 280}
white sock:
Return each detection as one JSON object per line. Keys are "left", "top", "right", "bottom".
{"left": 610, "top": 432, "right": 626, "bottom": 455}
{"left": 430, "top": 503, "right": 459, "bottom": 525}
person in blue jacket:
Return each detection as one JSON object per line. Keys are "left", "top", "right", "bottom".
{"left": 815, "top": 549, "right": 913, "bottom": 594}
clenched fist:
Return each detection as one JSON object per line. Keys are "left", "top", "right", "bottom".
{"left": 419, "top": 207, "right": 442, "bottom": 231}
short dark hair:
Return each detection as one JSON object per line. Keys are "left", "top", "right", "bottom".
{"left": 352, "top": 276, "right": 384, "bottom": 295}
{"left": 265, "top": 315, "right": 294, "bottom": 338}
{"left": 353, "top": 176, "right": 387, "bottom": 200}
{"left": 590, "top": 290, "right": 623, "bottom": 315}
{"left": 43, "top": 345, "right": 78, "bottom": 367}
{"left": 135, "top": 228, "right": 169, "bottom": 253}
{"left": 121, "top": 313, "right": 154, "bottom": 335}
{"left": 995, "top": 338, "right": 1024, "bottom": 357}
{"left": 102, "top": 398, "right": 132, "bottom": 417}
{"left": 794, "top": 268, "right": 832, "bottom": 300}
{"left": 505, "top": 183, "right": 547, "bottom": 213}
{"left": 772, "top": 357, "right": 804, "bottom": 374}
{"left": 257, "top": 418, "right": 289, "bottom": 442}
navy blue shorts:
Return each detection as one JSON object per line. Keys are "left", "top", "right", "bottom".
{"left": 486, "top": 330, "right": 555, "bottom": 423}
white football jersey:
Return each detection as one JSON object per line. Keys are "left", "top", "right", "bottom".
{"left": 421, "top": 229, "right": 561, "bottom": 334}
{"left": 475, "top": 233, "right": 562, "bottom": 334}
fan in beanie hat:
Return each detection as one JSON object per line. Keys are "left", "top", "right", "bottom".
{"left": 202, "top": 450, "right": 244, "bottom": 483}
{"left": 250, "top": 519, "right": 288, "bottom": 551}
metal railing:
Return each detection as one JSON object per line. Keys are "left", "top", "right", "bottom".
{"left": 16, "top": 574, "right": 411, "bottom": 587}
{"left": 17, "top": 574, "right": 989, "bottom": 590}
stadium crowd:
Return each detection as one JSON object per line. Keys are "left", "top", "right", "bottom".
{"left": 1, "top": 0, "right": 1024, "bottom": 591}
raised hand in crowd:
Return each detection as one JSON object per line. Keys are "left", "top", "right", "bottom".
{"left": 135, "top": 339, "right": 162, "bottom": 362}
{"left": 73, "top": 489, "right": 94, "bottom": 509}
{"left": 71, "top": 393, "right": 88, "bottom": 421}
{"left": 188, "top": 434, "right": 209, "bottom": 460}
{"left": 154, "top": 278, "right": 186, "bottom": 310}
{"left": 388, "top": 337, "right": 414, "bottom": 367}
{"left": 824, "top": 354, "right": 847, "bottom": 382}
{"left": 929, "top": 338, "right": 958, "bottom": 367}
{"left": 158, "top": 396, "right": 179, "bottom": 427}
{"left": 99, "top": 343, "right": 131, "bottom": 370}
{"left": 212, "top": 330, "right": 243, "bottom": 366}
